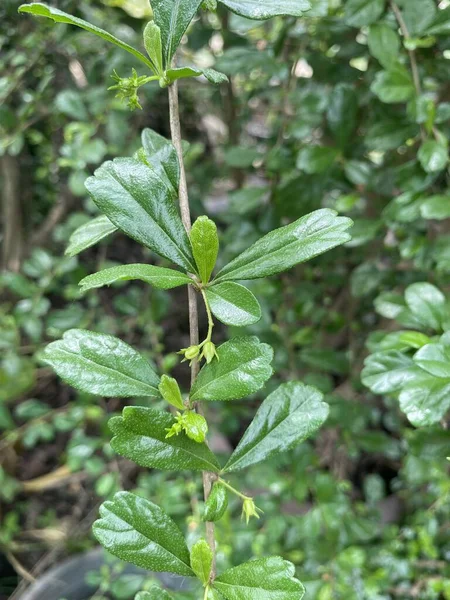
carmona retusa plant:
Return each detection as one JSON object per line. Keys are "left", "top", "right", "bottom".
{"left": 19, "top": 2, "right": 353, "bottom": 598}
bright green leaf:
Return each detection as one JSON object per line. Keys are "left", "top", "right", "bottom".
{"left": 159, "top": 375, "right": 185, "bottom": 410}
{"left": 213, "top": 556, "right": 305, "bottom": 600}
{"left": 215, "top": 209, "right": 352, "bottom": 282}
{"left": 203, "top": 482, "right": 228, "bottom": 522}
{"left": 165, "top": 67, "right": 228, "bottom": 85}
{"left": 190, "top": 337, "right": 273, "bottom": 402}
{"left": 371, "top": 65, "right": 414, "bottom": 104}
{"left": 191, "top": 539, "right": 213, "bottom": 585}
{"left": 344, "top": 0, "right": 385, "bottom": 27}
{"left": 190, "top": 216, "right": 219, "bottom": 283}
{"left": 40, "top": 329, "right": 160, "bottom": 397}
{"left": 399, "top": 372, "right": 450, "bottom": 426}
{"left": 368, "top": 23, "right": 400, "bottom": 69}
{"left": 93, "top": 491, "right": 193, "bottom": 576}
{"left": 152, "top": 0, "right": 203, "bottom": 65}
{"left": 224, "top": 382, "right": 329, "bottom": 472}
{"left": 405, "top": 282, "right": 446, "bottom": 330}
{"left": 362, "top": 351, "right": 419, "bottom": 394}
{"left": 218, "top": 0, "right": 311, "bottom": 19}
{"left": 418, "top": 140, "right": 449, "bottom": 173}
{"left": 205, "top": 282, "right": 261, "bottom": 327}
{"left": 135, "top": 588, "right": 174, "bottom": 600}
{"left": 65, "top": 215, "right": 118, "bottom": 257}
{"left": 144, "top": 21, "right": 163, "bottom": 75}
{"left": 109, "top": 406, "right": 221, "bottom": 472}
{"left": 79, "top": 264, "right": 192, "bottom": 293}
{"left": 413, "top": 343, "right": 450, "bottom": 379}
{"left": 420, "top": 195, "right": 450, "bottom": 220}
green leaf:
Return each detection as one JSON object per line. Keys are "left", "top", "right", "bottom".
{"left": 191, "top": 539, "right": 213, "bottom": 585}
{"left": 413, "top": 343, "right": 450, "bottom": 378}
{"left": 205, "top": 282, "right": 261, "bottom": 327}
{"left": 152, "top": 0, "right": 203, "bottom": 65}
{"left": 215, "top": 209, "right": 352, "bottom": 282}
{"left": 190, "top": 216, "right": 219, "bottom": 284}
{"left": 93, "top": 491, "right": 193, "bottom": 577}
{"left": 135, "top": 589, "right": 174, "bottom": 600}
{"left": 85, "top": 158, "right": 196, "bottom": 272}
{"left": 79, "top": 264, "right": 192, "bottom": 293}
{"left": 65, "top": 215, "right": 118, "bottom": 257}
{"left": 218, "top": 0, "right": 311, "bottom": 19}
{"left": 405, "top": 282, "right": 446, "bottom": 330}
{"left": 371, "top": 65, "right": 414, "bottom": 104}
{"left": 190, "top": 337, "right": 273, "bottom": 402}
{"left": 165, "top": 67, "right": 228, "bottom": 85}
{"left": 344, "top": 0, "right": 386, "bottom": 27}
{"left": 110, "top": 406, "right": 221, "bottom": 472}
{"left": 368, "top": 24, "right": 400, "bottom": 69}
{"left": 203, "top": 482, "right": 228, "bottom": 522}
{"left": 40, "top": 329, "right": 160, "bottom": 397}
{"left": 224, "top": 382, "right": 328, "bottom": 472}
{"left": 420, "top": 195, "right": 450, "bottom": 220}
{"left": 418, "top": 140, "right": 449, "bottom": 173}
{"left": 399, "top": 372, "right": 450, "bottom": 426}
{"left": 297, "top": 146, "right": 339, "bottom": 174}
{"left": 139, "top": 128, "right": 180, "bottom": 196}
{"left": 361, "top": 351, "right": 419, "bottom": 394}
{"left": 159, "top": 374, "right": 185, "bottom": 410}
{"left": 213, "top": 556, "right": 305, "bottom": 600}
{"left": 396, "top": 0, "right": 436, "bottom": 36}
{"left": 144, "top": 21, "right": 163, "bottom": 75}
{"left": 327, "top": 84, "right": 358, "bottom": 149}
{"left": 18, "top": 3, "right": 155, "bottom": 71}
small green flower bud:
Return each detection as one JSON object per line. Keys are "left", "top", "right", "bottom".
{"left": 185, "top": 345, "right": 200, "bottom": 360}
{"left": 202, "top": 341, "right": 219, "bottom": 364}
{"left": 241, "top": 496, "right": 263, "bottom": 525}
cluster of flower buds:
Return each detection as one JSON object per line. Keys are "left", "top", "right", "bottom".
{"left": 108, "top": 68, "right": 149, "bottom": 110}
{"left": 178, "top": 340, "right": 218, "bottom": 365}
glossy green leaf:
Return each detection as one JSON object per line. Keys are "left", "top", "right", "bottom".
{"left": 361, "top": 351, "right": 419, "bottom": 394}
{"left": 224, "top": 382, "right": 329, "bottom": 472}
{"left": 344, "top": 0, "right": 386, "bottom": 27}
{"left": 40, "top": 329, "right": 160, "bottom": 397}
{"left": 399, "top": 372, "right": 450, "bottom": 426}
{"left": 85, "top": 158, "right": 196, "bottom": 272}
{"left": 205, "top": 282, "right": 261, "bottom": 327}
{"left": 420, "top": 195, "right": 450, "bottom": 220}
{"left": 18, "top": 3, "right": 154, "bottom": 71}
{"left": 413, "top": 343, "right": 450, "bottom": 378}
{"left": 190, "top": 337, "right": 273, "bottom": 402}
{"left": 139, "top": 128, "right": 180, "bottom": 195}
{"left": 405, "top": 282, "right": 446, "bottom": 330}
{"left": 144, "top": 21, "right": 163, "bottom": 75}
{"left": 203, "top": 482, "right": 228, "bottom": 522}
{"left": 218, "top": 0, "right": 310, "bottom": 19}
{"left": 93, "top": 491, "right": 193, "bottom": 576}
{"left": 165, "top": 67, "right": 228, "bottom": 85}
{"left": 367, "top": 24, "right": 400, "bottom": 69}
{"left": 191, "top": 539, "right": 213, "bottom": 585}
{"left": 152, "top": 0, "right": 203, "bottom": 65}
{"left": 65, "top": 215, "right": 118, "bottom": 257}
{"left": 135, "top": 589, "right": 174, "bottom": 600}
{"left": 159, "top": 374, "right": 185, "bottom": 410}
{"left": 371, "top": 65, "right": 414, "bottom": 104}
{"left": 418, "top": 140, "right": 449, "bottom": 173}
{"left": 109, "top": 406, "right": 220, "bottom": 472}
{"left": 215, "top": 209, "right": 352, "bottom": 282}
{"left": 213, "top": 556, "right": 305, "bottom": 600}
{"left": 79, "top": 264, "right": 192, "bottom": 293}
{"left": 190, "top": 216, "right": 219, "bottom": 283}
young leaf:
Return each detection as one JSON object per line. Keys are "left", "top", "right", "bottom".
{"left": 18, "top": 3, "right": 155, "bottom": 71}
{"left": 203, "top": 482, "right": 228, "bottom": 522}
{"left": 190, "top": 337, "right": 273, "bottom": 402}
{"left": 159, "top": 374, "right": 185, "bottom": 410}
{"left": 205, "top": 282, "right": 262, "bottom": 327}
{"left": 399, "top": 371, "right": 450, "bottom": 427}
{"left": 190, "top": 216, "right": 219, "bottom": 284}
{"left": 93, "top": 491, "right": 193, "bottom": 577}
{"left": 79, "top": 264, "right": 192, "bottom": 293}
{"left": 85, "top": 158, "right": 196, "bottom": 272}
{"left": 40, "top": 329, "right": 160, "bottom": 397}
{"left": 65, "top": 215, "right": 117, "bottom": 257}
{"left": 139, "top": 128, "right": 180, "bottom": 194}
{"left": 109, "top": 406, "right": 221, "bottom": 472}
{"left": 152, "top": 0, "right": 203, "bottom": 65}
{"left": 135, "top": 589, "right": 174, "bottom": 600}
{"left": 223, "top": 382, "right": 329, "bottom": 472}
{"left": 214, "top": 209, "right": 352, "bottom": 282}
{"left": 361, "top": 351, "right": 419, "bottom": 394}
{"left": 418, "top": 140, "right": 449, "bottom": 173}
{"left": 144, "top": 21, "right": 163, "bottom": 76}
{"left": 413, "top": 343, "right": 450, "bottom": 378}
{"left": 405, "top": 282, "right": 446, "bottom": 331}
{"left": 218, "top": 0, "right": 310, "bottom": 19}
{"left": 165, "top": 67, "right": 228, "bottom": 85}
{"left": 191, "top": 539, "right": 213, "bottom": 585}
{"left": 213, "top": 556, "right": 305, "bottom": 600}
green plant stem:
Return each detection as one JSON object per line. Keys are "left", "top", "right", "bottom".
{"left": 204, "top": 585, "right": 210, "bottom": 600}
{"left": 167, "top": 78, "right": 217, "bottom": 579}
{"left": 200, "top": 289, "right": 214, "bottom": 342}
{"left": 218, "top": 477, "right": 250, "bottom": 500}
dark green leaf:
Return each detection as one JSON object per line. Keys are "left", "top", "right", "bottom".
{"left": 413, "top": 343, "right": 450, "bottom": 378}
{"left": 65, "top": 215, "right": 117, "bottom": 257}
{"left": 159, "top": 374, "right": 185, "bottom": 410}
{"left": 213, "top": 556, "right": 305, "bottom": 600}
{"left": 205, "top": 282, "right": 261, "bottom": 327}
{"left": 191, "top": 539, "right": 213, "bottom": 585}
{"left": 93, "top": 491, "right": 193, "bottom": 576}
{"left": 79, "top": 264, "right": 192, "bottom": 293}
{"left": 165, "top": 67, "right": 228, "bottom": 85}
{"left": 85, "top": 158, "right": 196, "bottom": 272}
{"left": 344, "top": 0, "right": 385, "bottom": 27}
{"left": 139, "top": 128, "right": 180, "bottom": 195}
{"left": 396, "top": 0, "right": 436, "bottom": 36}
{"left": 110, "top": 406, "right": 221, "bottom": 472}
{"left": 418, "top": 140, "right": 448, "bottom": 173}
{"left": 297, "top": 146, "right": 339, "bottom": 174}
{"left": 190, "top": 216, "right": 219, "bottom": 283}
{"left": 203, "top": 482, "right": 228, "bottom": 522}
{"left": 218, "top": 0, "right": 311, "bottom": 19}
{"left": 361, "top": 351, "right": 419, "bottom": 394}
{"left": 18, "top": 3, "right": 154, "bottom": 71}
{"left": 224, "top": 382, "right": 329, "bottom": 472}
{"left": 190, "top": 337, "right": 273, "bottom": 402}
{"left": 327, "top": 84, "right": 358, "bottom": 148}
{"left": 135, "top": 589, "right": 174, "bottom": 600}
{"left": 371, "top": 65, "right": 414, "bottom": 104}
{"left": 399, "top": 372, "right": 450, "bottom": 426}
{"left": 215, "top": 209, "right": 352, "bottom": 282}
{"left": 40, "top": 329, "right": 160, "bottom": 397}
{"left": 367, "top": 24, "right": 400, "bottom": 68}
{"left": 152, "top": 0, "right": 203, "bottom": 65}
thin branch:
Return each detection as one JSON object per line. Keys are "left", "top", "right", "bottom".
{"left": 167, "top": 79, "right": 217, "bottom": 580}
{"left": 390, "top": 1, "right": 422, "bottom": 96}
